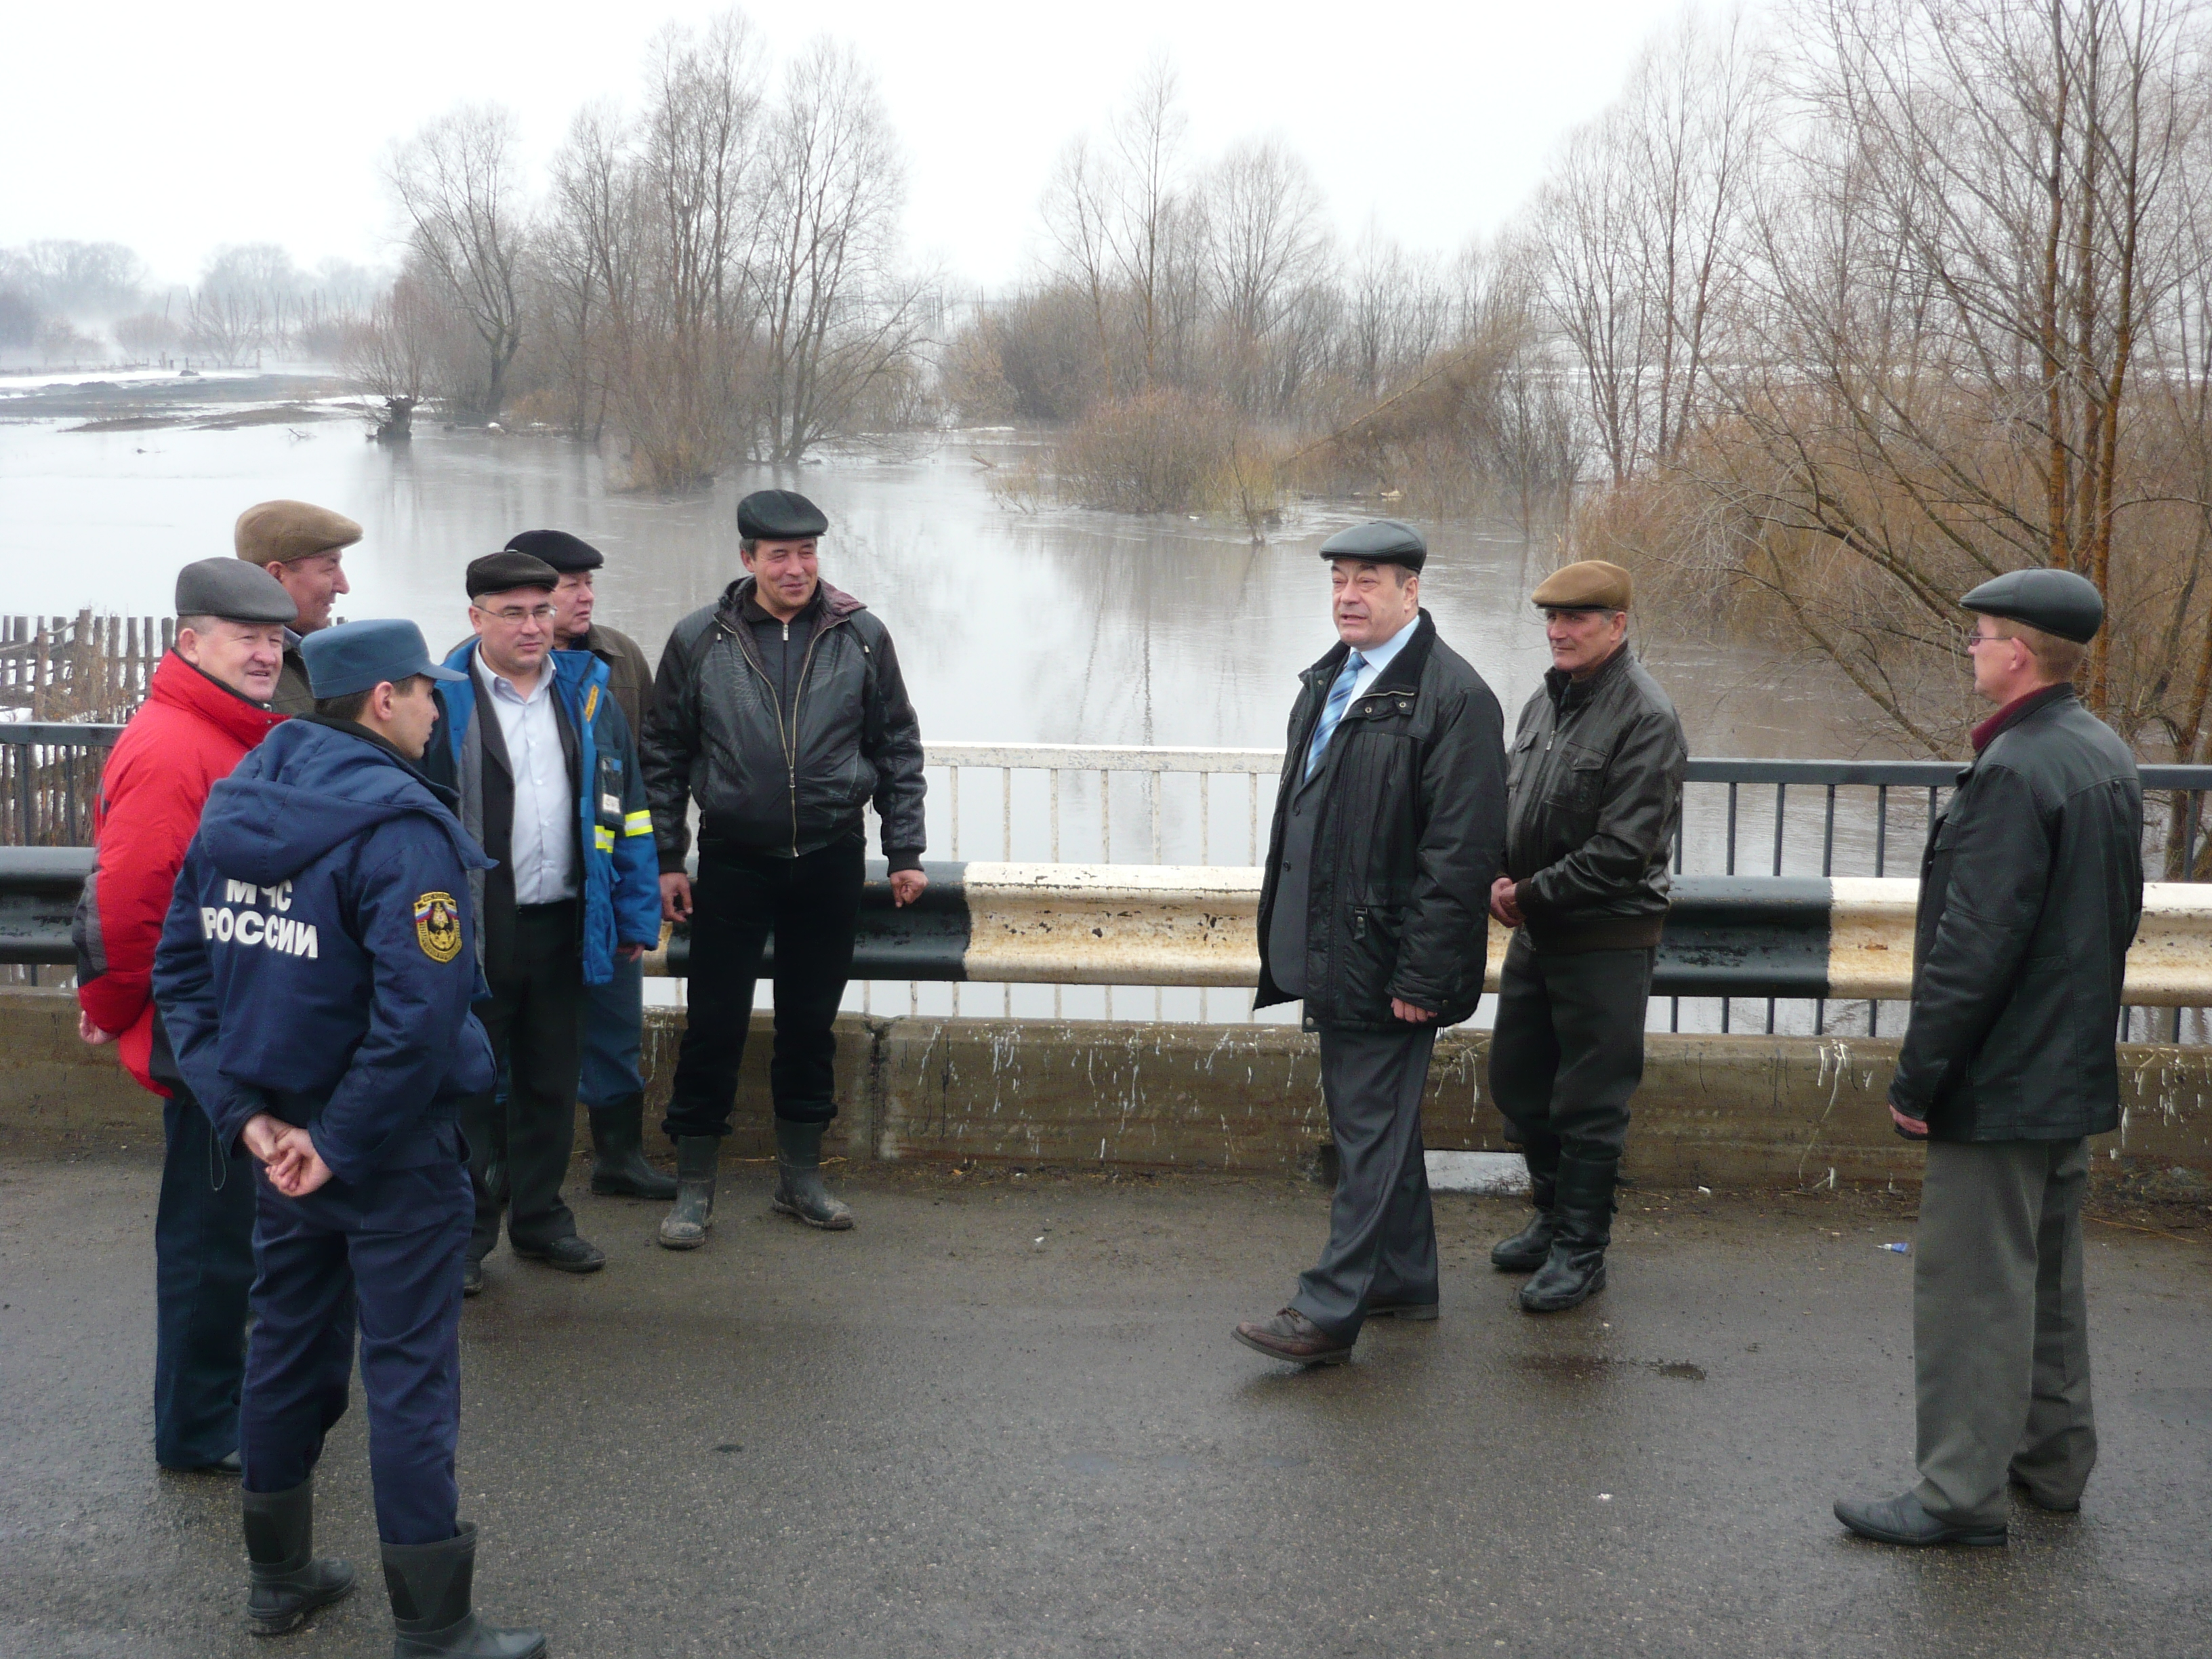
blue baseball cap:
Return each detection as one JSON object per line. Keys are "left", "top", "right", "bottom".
{"left": 301, "top": 619, "right": 467, "bottom": 699}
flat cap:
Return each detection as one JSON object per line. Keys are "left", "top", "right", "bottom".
{"left": 235, "top": 499, "right": 361, "bottom": 566}
{"left": 175, "top": 557, "right": 297, "bottom": 624}
{"left": 737, "top": 489, "right": 829, "bottom": 541}
{"left": 504, "top": 529, "right": 603, "bottom": 572}
{"left": 1960, "top": 567, "right": 2104, "bottom": 644}
{"left": 1319, "top": 518, "right": 1427, "bottom": 571}
{"left": 1532, "top": 560, "right": 1633, "bottom": 611}
{"left": 465, "top": 551, "right": 560, "bottom": 600}
{"left": 302, "top": 619, "right": 465, "bottom": 700}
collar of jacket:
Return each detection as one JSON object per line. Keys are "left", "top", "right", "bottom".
{"left": 720, "top": 575, "right": 865, "bottom": 630}
{"left": 1544, "top": 640, "right": 1634, "bottom": 710}
{"left": 1971, "top": 682, "right": 2075, "bottom": 754}
{"left": 1301, "top": 610, "right": 1437, "bottom": 699}
{"left": 436, "top": 638, "right": 608, "bottom": 752}
{"left": 148, "top": 649, "right": 288, "bottom": 747}
{"left": 294, "top": 713, "right": 462, "bottom": 811}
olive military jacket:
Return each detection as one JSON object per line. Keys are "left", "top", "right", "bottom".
{"left": 1502, "top": 647, "right": 1686, "bottom": 953}
{"left": 1891, "top": 686, "right": 2144, "bottom": 1142}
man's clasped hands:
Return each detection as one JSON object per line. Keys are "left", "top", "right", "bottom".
{"left": 241, "top": 1111, "right": 335, "bottom": 1197}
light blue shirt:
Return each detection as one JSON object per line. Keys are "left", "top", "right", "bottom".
{"left": 1341, "top": 613, "right": 1420, "bottom": 699}
{"left": 475, "top": 653, "right": 577, "bottom": 905}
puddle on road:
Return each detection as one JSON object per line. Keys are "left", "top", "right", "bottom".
{"left": 1519, "top": 1356, "right": 1707, "bottom": 1383}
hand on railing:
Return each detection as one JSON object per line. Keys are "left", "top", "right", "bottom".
{"left": 890, "top": 869, "right": 928, "bottom": 908}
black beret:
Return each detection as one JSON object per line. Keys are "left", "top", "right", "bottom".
{"left": 737, "top": 489, "right": 829, "bottom": 541}
{"left": 1960, "top": 568, "right": 2104, "bottom": 644}
{"left": 465, "top": 550, "right": 560, "bottom": 600}
{"left": 175, "top": 557, "right": 298, "bottom": 624}
{"left": 504, "top": 529, "right": 602, "bottom": 572}
{"left": 1318, "top": 518, "right": 1426, "bottom": 572}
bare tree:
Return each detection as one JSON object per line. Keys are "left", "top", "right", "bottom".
{"left": 388, "top": 104, "right": 531, "bottom": 421}
{"left": 1199, "top": 137, "right": 1335, "bottom": 413}
{"left": 342, "top": 264, "right": 454, "bottom": 440}
{"left": 754, "top": 37, "right": 924, "bottom": 462}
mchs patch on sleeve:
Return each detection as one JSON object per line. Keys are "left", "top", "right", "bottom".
{"left": 414, "top": 891, "right": 462, "bottom": 963}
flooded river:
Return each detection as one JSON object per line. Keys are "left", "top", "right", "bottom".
{"left": 0, "top": 376, "right": 1899, "bottom": 1029}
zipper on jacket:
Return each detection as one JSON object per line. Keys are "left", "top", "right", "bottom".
{"left": 721, "top": 606, "right": 850, "bottom": 858}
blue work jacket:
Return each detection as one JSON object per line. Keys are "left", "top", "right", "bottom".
{"left": 152, "top": 718, "right": 497, "bottom": 1186}
{"left": 429, "top": 641, "right": 661, "bottom": 986}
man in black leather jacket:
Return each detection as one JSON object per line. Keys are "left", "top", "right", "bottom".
{"left": 1486, "top": 560, "right": 1686, "bottom": 1313}
{"left": 640, "top": 489, "right": 927, "bottom": 1247}
{"left": 1837, "top": 567, "right": 2142, "bottom": 1551}
{"left": 1234, "top": 520, "right": 1507, "bottom": 1367}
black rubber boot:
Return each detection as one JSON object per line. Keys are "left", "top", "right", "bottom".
{"left": 243, "top": 1477, "right": 356, "bottom": 1637}
{"left": 1490, "top": 1135, "right": 1561, "bottom": 1272}
{"left": 1519, "top": 1153, "right": 1617, "bottom": 1313}
{"left": 588, "top": 1094, "right": 677, "bottom": 1199}
{"left": 771, "top": 1118, "right": 854, "bottom": 1230}
{"left": 656, "top": 1135, "right": 718, "bottom": 1250}
{"left": 382, "top": 1522, "right": 546, "bottom": 1658}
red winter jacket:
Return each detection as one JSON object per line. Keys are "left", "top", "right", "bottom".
{"left": 75, "top": 652, "right": 286, "bottom": 1094}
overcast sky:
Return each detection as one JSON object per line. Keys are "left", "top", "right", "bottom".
{"left": 7, "top": 0, "right": 1696, "bottom": 291}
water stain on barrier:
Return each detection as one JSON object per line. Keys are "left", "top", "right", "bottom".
{"left": 1519, "top": 1356, "right": 1706, "bottom": 1383}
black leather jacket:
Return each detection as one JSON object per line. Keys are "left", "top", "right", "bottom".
{"left": 1503, "top": 647, "right": 1686, "bottom": 951}
{"left": 640, "top": 577, "right": 926, "bottom": 870}
{"left": 1891, "top": 687, "right": 2143, "bottom": 1141}
{"left": 1254, "top": 613, "right": 1507, "bottom": 1029}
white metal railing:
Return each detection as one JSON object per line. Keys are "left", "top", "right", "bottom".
{"left": 922, "top": 743, "right": 1284, "bottom": 867}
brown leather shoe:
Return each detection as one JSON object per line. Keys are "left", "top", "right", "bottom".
{"left": 1233, "top": 1308, "right": 1355, "bottom": 1366}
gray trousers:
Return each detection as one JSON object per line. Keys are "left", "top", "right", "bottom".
{"left": 1914, "top": 1136, "right": 2096, "bottom": 1525}
{"left": 1289, "top": 1024, "right": 1439, "bottom": 1341}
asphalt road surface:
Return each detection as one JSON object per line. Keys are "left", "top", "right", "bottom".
{"left": 3, "top": 1155, "right": 2207, "bottom": 1658}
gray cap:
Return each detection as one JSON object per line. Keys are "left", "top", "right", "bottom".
{"left": 176, "top": 557, "right": 298, "bottom": 624}
{"left": 1319, "top": 518, "right": 1427, "bottom": 572}
{"left": 1960, "top": 568, "right": 2104, "bottom": 644}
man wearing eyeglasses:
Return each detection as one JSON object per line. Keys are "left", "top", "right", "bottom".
{"left": 424, "top": 551, "right": 662, "bottom": 1294}
{"left": 1486, "top": 560, "right": 1686, "bottom": 1313}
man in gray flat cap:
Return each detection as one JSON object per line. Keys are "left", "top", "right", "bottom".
{"left": 73, "top": 558, "right": 293, "bottom": 1474}
{"left": 1237, "top": 520, "right": 1507, "bottom": 1366}
{"left": 235, "top": 499, "right": 360, "bottom": 715}
{"left": 1837, "top": 568, "right": 2141, "bottom": 1549}
{"left": 1485, "top": 559, "right": 1686, "bottom": 1313}
{"left": 642, "top": 487, "right": 929, "bottom": 1249}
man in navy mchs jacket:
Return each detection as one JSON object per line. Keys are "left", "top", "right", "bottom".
{"left": 155, "top": 620, "right": 546, "bottom": 1659}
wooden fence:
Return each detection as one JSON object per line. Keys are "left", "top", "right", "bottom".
{"left": 0, "top": 613, "right": 171, "bottom": 723}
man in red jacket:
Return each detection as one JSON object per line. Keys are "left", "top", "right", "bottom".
{"left": 74, "top": 558, "right": 295, "bottom": 1473}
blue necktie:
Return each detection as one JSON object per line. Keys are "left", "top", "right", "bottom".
{"left": 1305, "top": 652, "right": 1366, "bottom": 780}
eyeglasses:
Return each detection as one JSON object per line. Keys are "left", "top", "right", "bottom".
{"left": 477, "top": 605, "right": 556, "bottom": 626}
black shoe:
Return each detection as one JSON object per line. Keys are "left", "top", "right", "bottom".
{"left": 1519, "top": 1152, "right": 1616, "bottom": 1313}
{"left": 461, "top": 1259, "right": 485, "bottom": 1298}
{"left": 1492, "top": 1136, "right": 1561, "bottom": 1271}
{"left": 1835, "top": 1490, "right": 2007, "bottom": 1547}
{"left": 164, "top": 1449, "right": 245, "bottom": 1477}
{"left": 588, "top": 1097, "right": 678, "bottom": 1200}
{"left": 511, "top": 1235, "right": 605, "bottom": 1273}
{"left": 658, "top": 1135, "right": 719, "bottom": 1250}
{"left": 1232, "top": 1308, "right": 1355, "bottom": 1366}
{"left": 382, "top": 1522, "right": 547, "bottom": 1658}
{"left": 243, "top": 1477, "right": 357, "bottom": 1637}
{"left": 770, "top": 1118, "right": 855, "bottom": 1230}
{"left": 1366, "top": 1300, "right": 1439, "bottom": 1322}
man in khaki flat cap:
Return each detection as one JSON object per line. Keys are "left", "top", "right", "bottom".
{"left": 1486, "top": 559, "right": 1685, "bottom": 1313}
{"left": 236, "top": 500, "right": 359, "bottom": 715}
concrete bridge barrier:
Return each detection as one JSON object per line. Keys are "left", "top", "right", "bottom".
{"left": 7, "top": 987, "right": 2207, "bottom": 1189}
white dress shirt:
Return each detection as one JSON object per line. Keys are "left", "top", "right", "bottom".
{"left": 475, "top": 653, "right": 576, "bottom": 905}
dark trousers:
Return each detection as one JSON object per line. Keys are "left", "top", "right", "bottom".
{"left": 1486, "top": 933, "right": 1654, "bottom": 1164}
{"left": 1914, "top": 1137, "right": 2096, "bottom": 1526}
{"left": 153, "top": 1084, "right": 256, "bottom": 1469}
{"left": 579, "top": 951, "right": 646, "bottom": 1109}
{"left": 240, "top": 1127, "right": 470, "bottom": 1546}
{"left": 465, "top": 901, "right": 583, "bottom": 1259}
{"left": 661, "top": 836, "right": 864, "bottom": 1139}
{"left": 1289, "top": 1023, "right": 1439, "bottom": 1341}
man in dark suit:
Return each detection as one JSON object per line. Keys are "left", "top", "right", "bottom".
{"left": 1235, "top": 520, "right": 1507, "bottom": 1366}
{"left": 1836, "top": 568, "right": 2142, "bottom": 1548}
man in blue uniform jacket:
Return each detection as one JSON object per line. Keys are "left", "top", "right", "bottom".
{"left": 154, "top": 620, "right": 546, "bottom": 1659}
